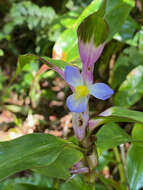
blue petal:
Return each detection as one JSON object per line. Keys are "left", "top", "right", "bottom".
{"left": 65, "top": 66, "right": 83, "bottom": 87}
{"left": 89, "top": 83, "right": 114, "bottom": 100}
{"left": 66, "top": 94, "right": 88, "bottom": 113}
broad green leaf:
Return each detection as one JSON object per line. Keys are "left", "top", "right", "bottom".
{"left": 123, "top": 27, "right": 143, "bottom": 47}
{"left": 34, "top": 147, "right": 83, "bottom": 180}
{"left": 106, "top": 0, "right": 135, "bottom": 41}
{"left": 111, "top": 47, "right": 143, "bottom": 89}
{"left": 10, "top": 54, "right": 70, "bottom": 83}
{"left": 126, "top": 145, "right": 143, "bottom": 190}
{"left": 91, "top": 107, "right": 143, "bottom": 128}
{"left": 0, "top": 172, "right": 53, "bottom": 189}
{"left": 52, "top": 29, "right": 79, "bottom": 63}
{"left": 2, "top": 183, "right": 55, "bottom": 190}
{"left": 96, "top": 123, "right": 131, "bottom": 153}
{"left": 0, "top": 134, "right": 67, "bottom": 181}
{"left": 127, "top": 122, "right": 143, "bottom": 189}
{"left": 114, "top": 16, "right": 140, "bottom": 43}
{"left": 114, "top": 65, "right": 143, "bottom": 107}
{"left": 132, "top": 123, "right": 143, "bottom": 147}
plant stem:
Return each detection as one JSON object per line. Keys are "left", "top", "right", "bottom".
{"left": 120, "top": 144, "right": 130, "bottom": 190}
{"left": 113, "top": 147, "right": 125, "bottom": 184}
{"left": 92, "top": 183, "right": 96, "bottom": 190}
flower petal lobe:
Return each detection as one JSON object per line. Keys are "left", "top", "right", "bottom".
{"left": 65, "top": 66, "right": 83, "bottom": 87}
{"left": 66, "top": 94, "right": 88, "bottom": 113}
{"left": 89, "top": 83, "right": 114, "bottom": 100}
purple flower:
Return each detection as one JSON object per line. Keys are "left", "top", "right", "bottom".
{"left": 65, "top": 66, "right": 114, "bottom": 113}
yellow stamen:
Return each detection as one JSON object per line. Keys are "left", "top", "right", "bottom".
{"left": 75, "top": 85, "right": 89, "bottom": 100}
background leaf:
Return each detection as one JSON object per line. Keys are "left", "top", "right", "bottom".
{"left": 114, "top": 65, "right": 143, "bottom": 107}
{"left": 11, "top": 54, "right": 70, "bottom": 83}
{"left": 105, "top": 0, "right": 135, "bottom": 41}
{"left": 111, "top": 47, "right": 143, "bottom": 89}
{"left": 126, "top": 144, "right": 143, "bottom": 190}
{"left": 96, "top": 122, "right": 131, "bottom": 153}
{"left": 91, "top": 107, "right": 143, "bottom": 128}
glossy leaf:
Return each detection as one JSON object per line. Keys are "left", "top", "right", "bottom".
{"left": 126, "top": 123, "right": 143, "bottom": 189}
{"left": 73, "top": 0, "right": 103, "bottom": 29}
{"left": 132, "top": 123, "right": 143, "bottom": 147}
{"left": 111, "top": 47, "right": 143, "bottom": 89}
{"left": 96, "top": 122, "right": 131, "bottom": 153}
{"left": 34, "top": 147, "right": 83, "bottom": 180}
{"left": 114, "top": 16, "right": 140, "bottom": 43}
{"left": 126, "top": 144, "right": 143, "bottom": 190}
{"left": 90, "top": 106, "right": 143, "bottom": 129}
{"left": 114, "top": 65, "right": 143, "bottom": 107}
{"left": 52, "top": 29, "right": 79, "bottom": 63}
{"left": 105, "top": 0, "right": 135, "bottom": 41}
{"left": 0, "top": 134, "right": 67, "bottom": 181}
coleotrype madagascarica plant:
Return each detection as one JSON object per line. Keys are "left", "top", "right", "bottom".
{"left": 1, "top": 0, "right": 143, "bottom": 190}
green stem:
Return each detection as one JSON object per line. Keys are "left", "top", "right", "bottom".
{"left": 92, "top": 183, "right": 96, "bottom": 190}
{"left": 113, "top": 147, "right": 125, "bottom": 184}
{"left": 120, "top": 144, "right": 130, "bottom": 190}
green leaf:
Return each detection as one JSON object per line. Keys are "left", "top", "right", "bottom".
{"left": 42, "top": 56, "right": 71, "bottom": 71}
{"left": 34, "top": 147, "right": 83, "bottom": 180}
{"left": 106, "top": 0, "right": 135, "bottom": 41}
{"left": 2, "top": 183, "right": 55, "bottom": 190}
{"left": 97, "top": 151, "right": 114, "bottom": 171}
{"left": 132, "top": 123, "right": 143, "bottom": 147}
{"left": 123, "top": 26, "right": 143, "bottom": 47}
{"left": 53, "top": 29, "right": 80, "bottom": 64}
{"left": 96, "top": 123, "right": 131, "bottom": 153}
{"left": 92, "top": 107, "right": 143, "bottom": 128}
{"left": 74, "top": 0, "right": 103, "bottom": 29}
{"left": 0, "top": 133, "right": 67, "bottom": 181}
{"left": 10, "top": 54, "right": 70, "bottom": 83}
{"left": 127, "top": 122, "right": 143, "bottom": 189}
{"left": 114, "top": 16, "right": 140, "bottom": 43}
{"left": 114, "top": 65, "right": 143, "bottom": 107}
{"left": 0, "top": 172, "right": 53, "bottom": 189}
{"left": 59, "top": 175, "right": 92, "bottom": 190}
{"left": 4, "top": 105, "right": 28, "bottom": 115}
{"left": 111, "top": 47, "right": 143, "bottom": 89}
{"left": 10, "top": 54, "right": 38, "bottom": 84}
{"left": 126, "top": 144, "right": 143, "bottom": 190}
